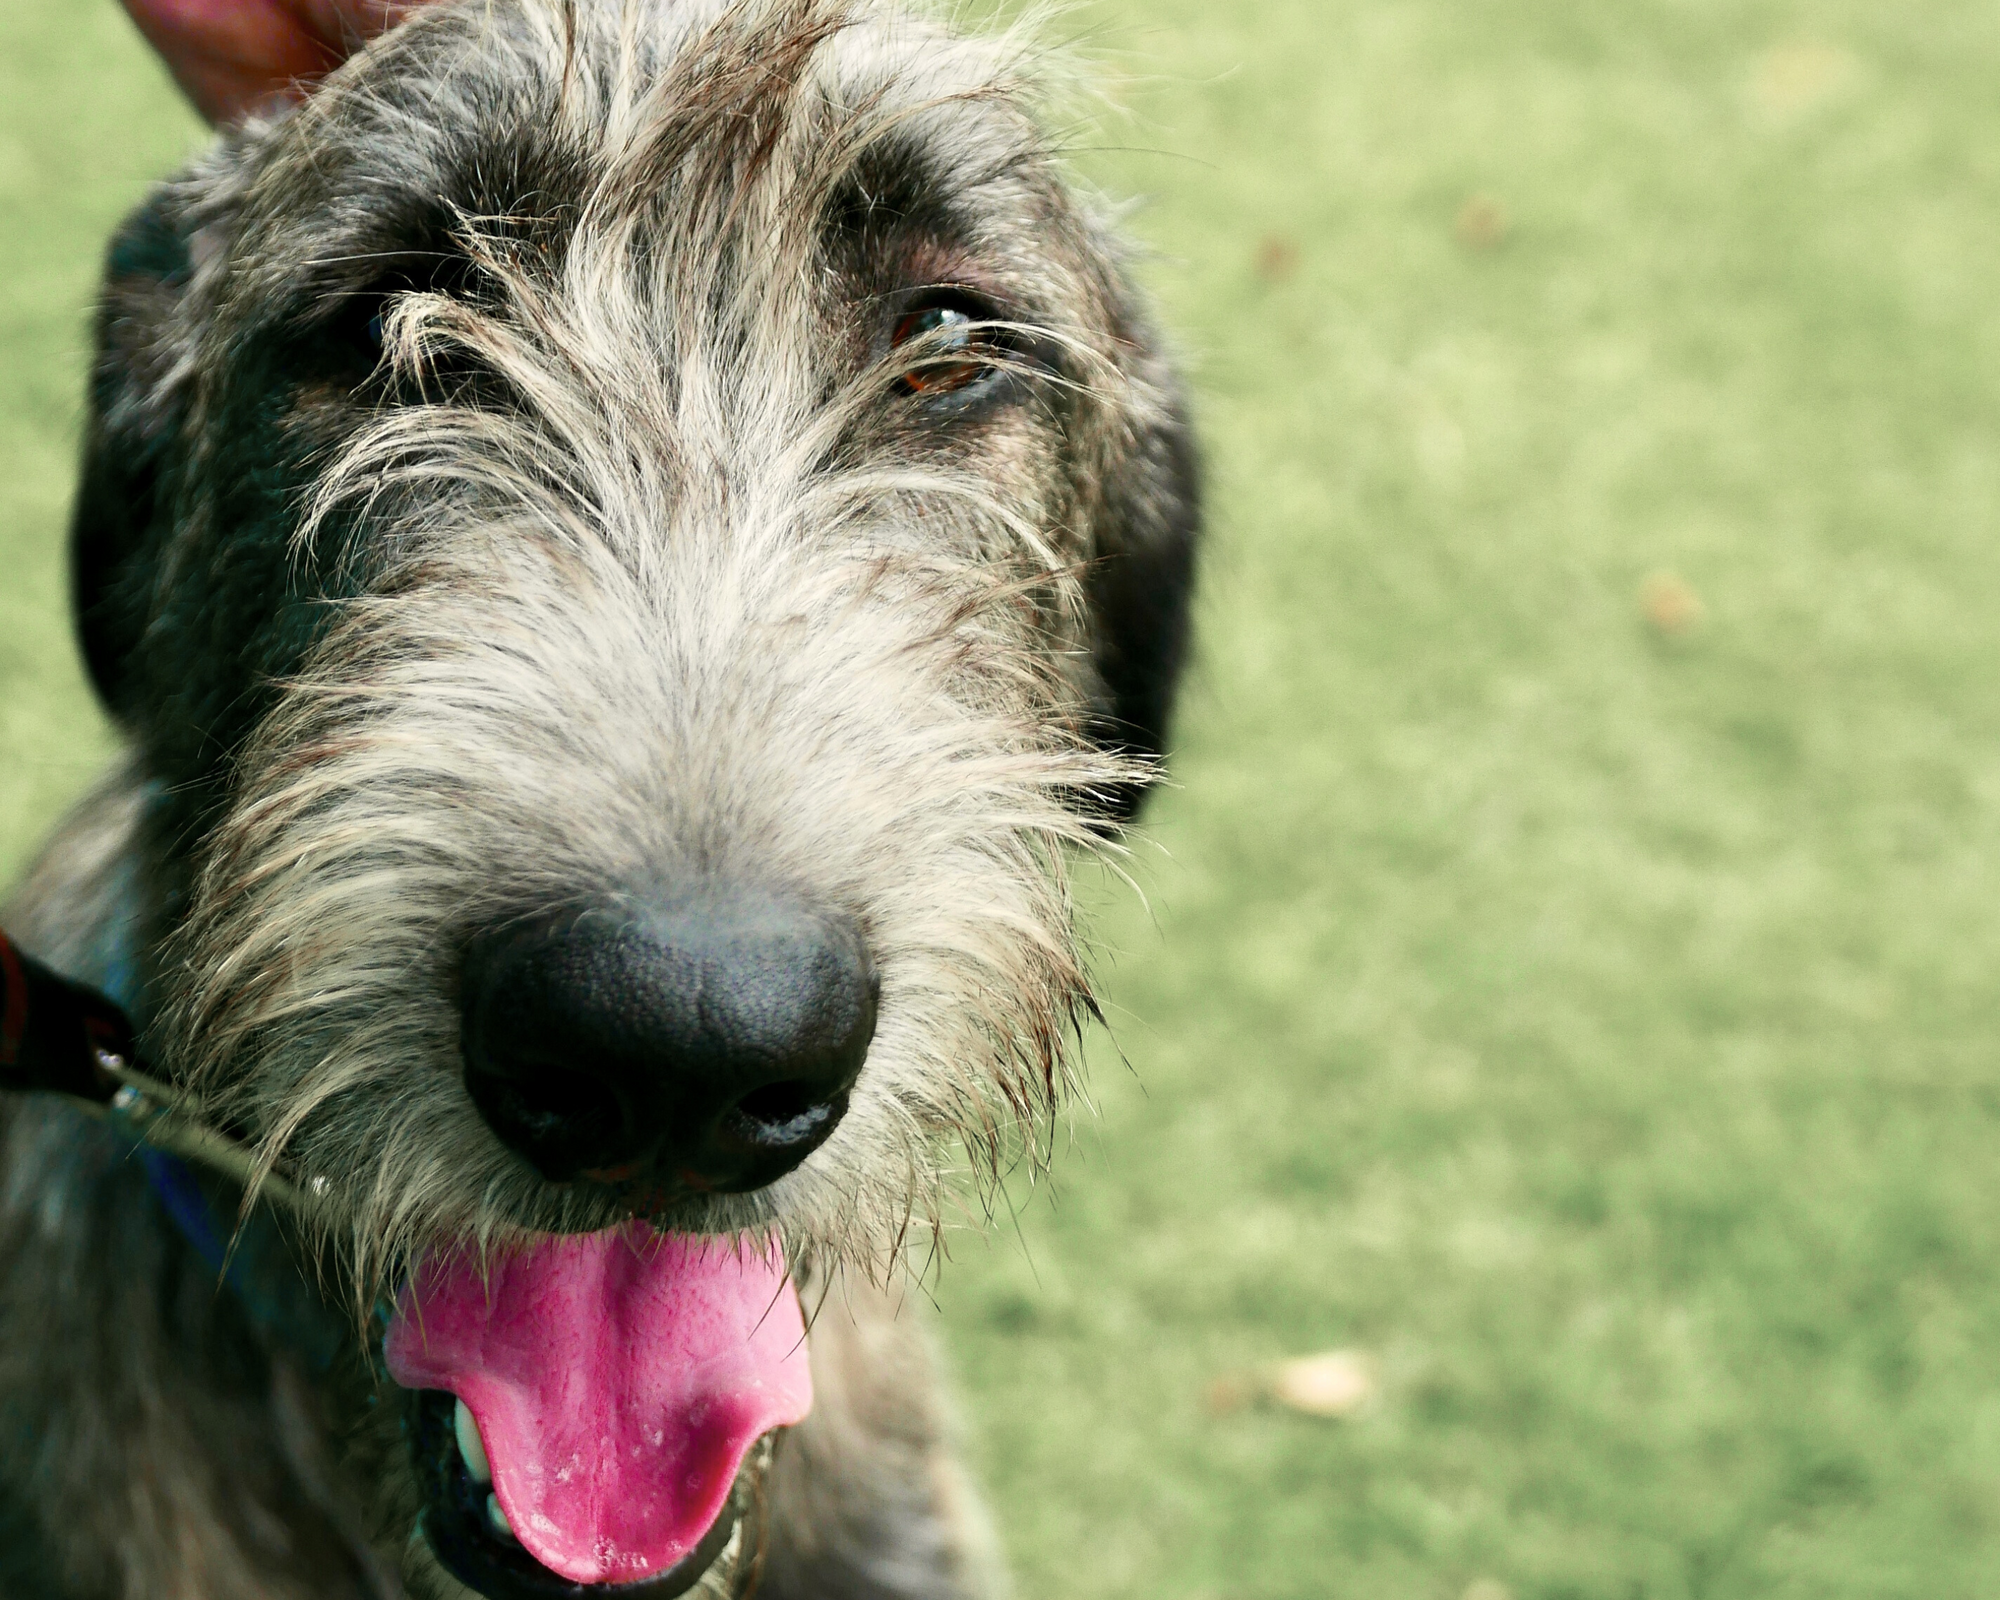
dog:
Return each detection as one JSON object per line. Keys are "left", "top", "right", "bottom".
{"left": 0, "top": 1, "right": 1198, "bottom": 1595}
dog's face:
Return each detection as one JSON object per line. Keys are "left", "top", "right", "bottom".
{"left": 71, "top": 0, "right": 1194, "bottom": 1588}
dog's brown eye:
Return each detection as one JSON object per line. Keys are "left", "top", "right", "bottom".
{"left": 891, "top": 303, "right": 994, "bottom": 396}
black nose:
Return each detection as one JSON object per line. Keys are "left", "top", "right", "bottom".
{"left": 460, "top": 891, "right": 878, "bottom": 1191}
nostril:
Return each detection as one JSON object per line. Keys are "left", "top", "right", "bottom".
{"left": 459, "top": 917, "right": 655, "bottom": 1181}
{"left": 480, "top": 1065, "right": 624, "bottom": 1144}
{"left": 736, "top": 1081, "right": 814, "bottom": 1126}
{"left": 461, "top": 1048, "right": 638, "bottom": 1183}
{"left": 730, "top": 1080, "right": 845, "bottom": 1146}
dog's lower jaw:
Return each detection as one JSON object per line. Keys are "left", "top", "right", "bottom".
{"left": 0, "top": 770, "right": 1004, "bottom": 1600}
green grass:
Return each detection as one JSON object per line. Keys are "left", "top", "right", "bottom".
{"left": 10, "top": 2, "right": 2000, "bottom": 1597}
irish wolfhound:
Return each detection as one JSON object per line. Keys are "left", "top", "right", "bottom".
{"left": 0, "top": 0, "right": 1198, "bottom": 1595}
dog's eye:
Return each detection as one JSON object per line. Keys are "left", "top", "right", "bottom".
{"left": 356, "top": 302, "right": 389, "bottom": 359}
{"left": 891, "top": 296, "right": 1009, "bottom": 397}
{"left": 325, "top": 292, "right": 390, "bottom": 368}
{"left": 317, "top": 255, "right": 481, "bottom": 384}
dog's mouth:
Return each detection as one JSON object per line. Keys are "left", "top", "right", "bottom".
{"left": 385, "top": 1224, "right": 812, "bottom": 1597}
{"left": 406, "top": 1391, "right": 766, "bottom": 1599}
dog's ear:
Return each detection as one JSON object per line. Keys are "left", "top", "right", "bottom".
{"left": 1084, "top": 293, "right": 1202, "bottom": 824}
{"left": 70, "top": 189, "right": 195, "bottom": 718}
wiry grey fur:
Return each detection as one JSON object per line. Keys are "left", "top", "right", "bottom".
{"left": 0, "top": 0, "right": 1198, "bottom": 1595}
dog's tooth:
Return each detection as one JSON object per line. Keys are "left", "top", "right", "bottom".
{"left": 486, "top": 1493, "right": 517, "bottom": 1542}
{"left": 453, "top": 1398, "right": 492, "bottom": 1486}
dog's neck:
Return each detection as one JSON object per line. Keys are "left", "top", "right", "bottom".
{"left": 0, "top": 773, "right": 399, "bottom": 1597}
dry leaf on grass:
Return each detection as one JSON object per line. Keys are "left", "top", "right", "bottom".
{"left": 1270, "top": 1350, "right": 1375, "bottom": 1416}
{"left": 1255, "top": 234, "right": 1301, "bottom": 283}
{"left": 1208, "top": 1350, "right": 1377, "bottom": 1418}
{"left": 1204, "top": 1372, "right": 1258, "bottom": 1416}
{"left": 1640, "top": 570, "right": 1705, "bottom": 637}
{"left": 1455, "top": 195, "right": 1509, "bottom": 251}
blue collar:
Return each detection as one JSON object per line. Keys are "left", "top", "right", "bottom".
{"left": 138, "top": 1144, "right": 347, "bottom": 1369}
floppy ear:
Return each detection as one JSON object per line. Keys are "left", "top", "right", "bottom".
{"left": 1083, "top": 297, "right": 1202, "bottom": 824}
{"left": 70, "top": 189, "right": 195, "bottom": 719}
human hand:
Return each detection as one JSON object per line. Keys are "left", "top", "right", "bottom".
{"left": 120, "top": 0, "right": 423, "bottom": 125}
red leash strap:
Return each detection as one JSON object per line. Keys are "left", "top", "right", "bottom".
{"left": 0, "top": 930, "right": 28, "bottom": 1070}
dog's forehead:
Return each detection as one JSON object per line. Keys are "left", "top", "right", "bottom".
{"left": 225, "top": 0, "right": 1064, "bottom": 300}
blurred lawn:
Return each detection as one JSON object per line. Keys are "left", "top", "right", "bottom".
{"left": 10, "top": 2, "right": 2000, "bottom": 1598}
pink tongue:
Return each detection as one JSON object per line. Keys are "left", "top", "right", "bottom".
{"left": 384, "top": 1224, "right": 812, "bottom": 1586}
